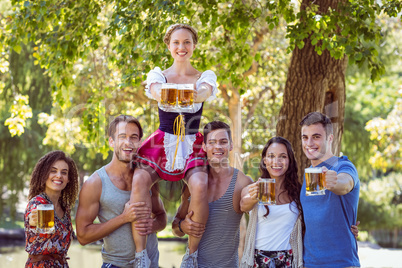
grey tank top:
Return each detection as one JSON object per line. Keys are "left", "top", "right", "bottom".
{"left": 198, "top": 169, "right": 242, "bottom": 268}
{"left": 97, "top": 167, "right": 159, "bottom": 268}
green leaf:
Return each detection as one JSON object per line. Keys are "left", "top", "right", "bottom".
{"left": 297, "top": 41, "right": 305, "bottom": 50}
{"left": 354, "top": 53, "right": 363, "bottom": 61}
{"left": 13, "top": 44, "right": 22, "bottom": 54}
{"left": 311, "top": 38, "right": 318, "bottom": 45}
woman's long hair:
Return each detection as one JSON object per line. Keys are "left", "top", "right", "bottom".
{"left": 28, "top": 151, "right": 79, "bottom": 209}
{"left": 259, "top": 137, "right": 303, "bottom": 226}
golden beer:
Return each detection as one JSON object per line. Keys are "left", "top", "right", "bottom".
{"left": 161, "top": 83, "right": 178, "bottom": 107}
{"left": 178, "top": 84, "right": 195, "bottom": 108}
{"left": 258, "top": 178, "right": 276, "bottom": 205}
{"left": 37, "top": 204, "right": 55, "bottom": 234}
{"left": 305, "top": 167, "right": 326, "bottom": 196}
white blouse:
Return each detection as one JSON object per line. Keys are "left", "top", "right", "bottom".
{"left": 253, "top": 202, "right": 299, "bottom": 251}
{"left": 145, "top": 67, "right": 218, "bottom": 172}
{"left": 145, "top": 67, "right": 218, "bottom": 113}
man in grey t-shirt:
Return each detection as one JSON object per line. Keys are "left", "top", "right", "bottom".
{"left": 76, "top": 115, "right": 167, "bottom": 268}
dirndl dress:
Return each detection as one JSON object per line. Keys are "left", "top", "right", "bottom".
{"left": 137, "top": 67, "right": 218, "bottom": 182}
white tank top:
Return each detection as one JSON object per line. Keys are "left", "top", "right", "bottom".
{"left": 253, "top": 201, "right": 299, "bottom": 251}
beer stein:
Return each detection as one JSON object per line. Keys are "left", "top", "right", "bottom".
{"left": 37, "top": 204, "right": 55, "bottom": 234}
{"left": 178, "top": 84, "right": 195, "bottom": 109}
{"left": 258, "top": 178, "right": 276, "bottom": 205}
{"left": 161, "top": 83, "right": 178, "bottom": 107}
{"left": 305, "top": 167, "right": 326, "bottom": 196}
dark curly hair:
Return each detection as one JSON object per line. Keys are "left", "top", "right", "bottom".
{"left": 259, "top": 137, "right": 303, "bottom": 227}
{"left": 28, "top": 151, "right": 79, "bottom": 209}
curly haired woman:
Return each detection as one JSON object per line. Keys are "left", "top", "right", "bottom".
{"left": 24, "top": 150, "right": 79, "bottom": 268}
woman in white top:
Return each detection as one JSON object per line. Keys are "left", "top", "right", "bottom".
{"left": 240, "top": 137, "right": 304, "bottom": 268}
{"left": 240, "top": 137, "right": 360, "bottom": 268}
{"left": 130, "top": 24, "right": 218, "bottom": 268}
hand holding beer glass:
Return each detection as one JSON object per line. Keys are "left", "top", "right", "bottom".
{"left": 161, "top": 83, "right": 178, "bottom": 108}
{"left": 161, "top": 83, "right": 195, "bottom": 109}
{"left": 178, "top": 84, "right": 195, "bottom": 109}
{"left": 305, "top": 167, "right": 326, "bottom": 196}
{"left": 36, "top": 204, "right": 55, "bottom": 234}
{"left": 257, "top": 178, "right": 276, "bottom": 205}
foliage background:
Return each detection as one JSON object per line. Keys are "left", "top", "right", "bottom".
{"left": 0, "top": 0, "right": 401, "bottom": 247}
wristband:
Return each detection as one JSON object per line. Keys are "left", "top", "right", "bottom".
{"left": 178, "top": 219, "right": 184, "bottom": 233}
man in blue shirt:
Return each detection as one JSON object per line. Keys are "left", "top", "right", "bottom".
{"left": 299, "top": 112, "right": 360, "bottom": 268}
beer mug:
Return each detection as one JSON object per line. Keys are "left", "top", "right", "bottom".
{"left": 37, "top": 204, "right": 55, "bottom": 234}
{"left": 178, "top": 84, "right": 195, "bottom": 109}
{"left": 160, "top": 83, "right": 178, "bottom": 107}
{"left": 305, "top": 167, "right": 326, "bottom": 196}
{"left": 258, "top": 178, "right": 276, "bottom": 205}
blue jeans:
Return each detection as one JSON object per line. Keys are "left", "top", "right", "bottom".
{"left": 101, "top": 263, "right": 120, "bottom": 268}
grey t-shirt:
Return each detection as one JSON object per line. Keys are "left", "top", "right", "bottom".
{"left": 97, "top": 167, "right": 159, "bottom": 268}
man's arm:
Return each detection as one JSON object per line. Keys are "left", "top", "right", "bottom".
{"left": 133, "top": 184, "right": 167, "bottom": 235}
{"left": 171, "top": 186, "right": 205, "bottom": 238}
{"left": 234, "top": 171, "right": 254, "bottom": 214}
{"left": 323, "top": 167, "right": 354, "bottom": 195}
{"left": 76, "top": 174, "right": 150, "bottom": 245}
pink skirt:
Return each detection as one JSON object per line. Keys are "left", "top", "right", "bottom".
{"left": 136, "top": 129, "right": 207, "bottom": 182}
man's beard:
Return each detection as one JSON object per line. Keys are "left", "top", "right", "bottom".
{"left": 115, "top": 150, "right": 131, "bottom": 163}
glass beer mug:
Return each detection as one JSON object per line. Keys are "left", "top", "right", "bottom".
{"left": 305, "top": 167, "right": 326, "bottom": 196}
{"left": 258, "top": 178, "right": 276, "bottom": 205}
{"left": 37, "top": 204, "right": 55, "bottom": 234}
{"left": 178, "top": 84, "right": 195, "bottom": 109}
{"left": 161, "top": 83, "right": 178, "bottom": 107}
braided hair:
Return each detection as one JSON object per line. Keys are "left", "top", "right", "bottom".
{"left": 163, "top": 23, "right": 198, "bottom": 45}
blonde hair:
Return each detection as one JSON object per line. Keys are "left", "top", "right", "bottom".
{"left": 163, "top": 24, "right": 198, "bottom": 45}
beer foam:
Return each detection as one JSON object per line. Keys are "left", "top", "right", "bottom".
{"left": 178, "top": 84, "right": 194, "bottom": 90}
{"left": 37, "top": 205, "right": 54, "bottom": 210}
{"left": 305, "top": 167, "right": 323, "bottom": 173}
{"left": 161, "top": 83, "right": 177, "bottom": 88}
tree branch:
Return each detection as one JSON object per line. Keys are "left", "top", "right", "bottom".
{"left": 243, "top": 27, "right": 268, "bottom": 78}
{"left": 243, "top": 86, "right": 276, "bottom": 131}
{"left": 220, "top": 84, "right": 230, "bottom": 102}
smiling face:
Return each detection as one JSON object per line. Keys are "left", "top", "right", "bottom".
{"left": 301, "top": 123, "right": 334, "bottom": 166}
{"left": 263, "top": 143, "right": 289, "bottom": 181}
{"left": 109, "top": 122, "right": 141, "bottom": 163}
{"left": 202, "top": 128, "right": 233, "bottom": 167}
{"left": 168, "top": 28, "right": 196, "bottom": 62}
{"left": 45, "top": 160, "right": 69, "bottom": 195}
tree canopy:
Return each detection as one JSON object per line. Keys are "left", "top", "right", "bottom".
{"left": 2, "top": 0, "right": 401, "bottom": 146}
{"left": 0, "top": 0, "right": 401, "bottom": 232}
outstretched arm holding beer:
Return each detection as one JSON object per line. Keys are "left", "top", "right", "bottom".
{"left": 322, "top": 167, "right": 354, "bottom": 196}
{"left": 194, "top": 83, "right": 212, "bottom": 103}
{"left": 240, "top": 182, "right": 259, "bottom": 212}
{"left": 150, "top": 83, "right": 162, "bottom": 102}
{"left": 28, "top": 208, "right": 38, "bottom": 227}
{"left": 76, "top": 173, "right": 151, "bottom": 245}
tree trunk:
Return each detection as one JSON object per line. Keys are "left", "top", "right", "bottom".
{"left": 228, "top": 92, "right": 243, "bottom": 170}
{"left": 276, "top": 0, "right": 348, "bottom": 178}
